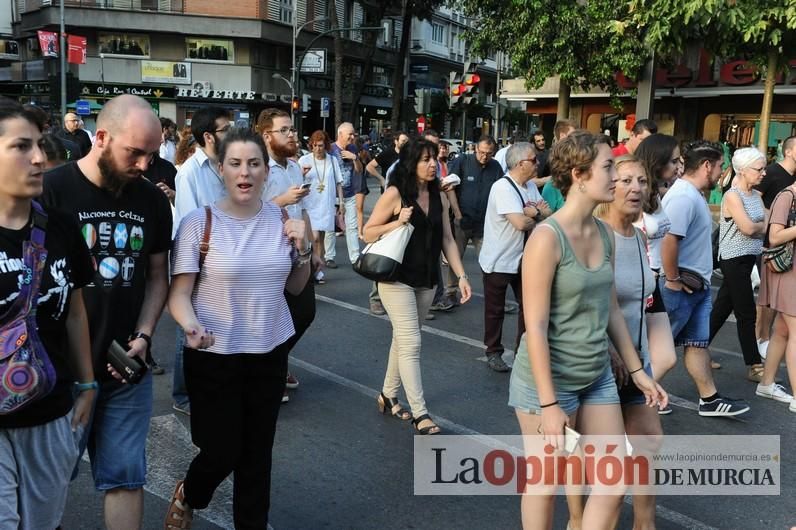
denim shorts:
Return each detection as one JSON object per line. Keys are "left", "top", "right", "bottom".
{"left": 87, "top": 374, "right": 153, "bottom": 491}
{"left": 509, "top": 363, "right": 619, "bottom": 416}
{"left": 659, "top": 279, "right": 711, "bottom": 348}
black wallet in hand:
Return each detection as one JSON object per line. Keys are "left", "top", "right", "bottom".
{"left": 108, "top": 340, "right": 148, "bottom": 384}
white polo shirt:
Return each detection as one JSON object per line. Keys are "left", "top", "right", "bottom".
{"left": 479, "top": 174, "right": 538, "bottom": 274}
{"left": 264, "top": 157, "right": 307, "bottom": 219}
{"left": 173, "top": 148, "right": 226, "bottom": 238}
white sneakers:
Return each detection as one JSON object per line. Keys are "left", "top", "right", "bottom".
{"left": 755, "top": 382, "right": 793, "bottom": 403}
{"left": 757, "top": 339, "right": 769, "bottom": 360}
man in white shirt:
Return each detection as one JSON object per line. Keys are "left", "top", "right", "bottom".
{"left": 479, "top": 142, "right": 550, "bottom": 372}
{"left": 159, "top": 117, "right": 177, "bottom": 164}
{"left": 171, "top": 106, "right": 231, "bottom": 415}
{"left": 258, "top": 108, "right": 314, "bottom": 402}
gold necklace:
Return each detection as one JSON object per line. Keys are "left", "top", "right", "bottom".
{"left": 312, "top": 155, "right": 327, "bottom": 193}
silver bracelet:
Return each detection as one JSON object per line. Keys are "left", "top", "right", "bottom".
{"left": 458, "top": 273, "right": 469, "bottom": 281}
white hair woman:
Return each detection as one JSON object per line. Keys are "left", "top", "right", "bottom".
{"left": 708, "top": 147, "right": 767, "bottom": 382}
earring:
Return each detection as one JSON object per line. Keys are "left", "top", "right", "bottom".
{"left": 579, "top": 183, "right": 586, "bottom": 193}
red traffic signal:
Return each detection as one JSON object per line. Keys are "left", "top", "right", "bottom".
{"left": 452, "top": 84, "right": 466, "bottom": 95}
{"left": 464, "top": 73, "right": 481, "bottom": 85}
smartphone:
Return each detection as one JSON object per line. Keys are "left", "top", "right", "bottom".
{"left": 300, "top": 182, "right": 312, "bottom": 190}
{"left": 563, "top": 426, "right": 581, "bottom": 455}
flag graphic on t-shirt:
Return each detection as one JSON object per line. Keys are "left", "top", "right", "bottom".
{"left": 99, "top": 222, "right": 111, "bottom": 249}
{"left": 81, "top": 224, "right": 97, "bottom": 249}
{"left": 114, "top": 224, "right": 128, "bottom": 249}
{"left": 121, "top": 257, "right": 135, "bottom": 282}
{"left": 98, "top": 257, "right": 119, "bottom": 279}
{"left": 130, "top": 226, "right": 144, "bottom": 251}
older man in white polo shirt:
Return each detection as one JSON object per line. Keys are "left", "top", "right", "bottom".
{"left": 479, "top": 142, "right": 550, "bottom": 372}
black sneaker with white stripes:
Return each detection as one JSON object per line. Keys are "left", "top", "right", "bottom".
{"left": 698, "top": 396, "right": 750, "bottom": 417}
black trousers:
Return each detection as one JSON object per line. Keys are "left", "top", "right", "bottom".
{"left": 483, "top": 270, "right": 524, "bottom": 355}
{"left": 283, "top": 276, "right": 316, "bottom": 353}
{"left": 708, "top": 254, "right": 761, "bottom": 366}
{"left": 183, "top": 345, "right": 288, "bottom": 529}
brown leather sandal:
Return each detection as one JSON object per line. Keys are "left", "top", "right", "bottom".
{"left": 746, "top": 364, "right": 765, "bottom": 383}
{"left": 164, "top": 480, "right": 193, "bottom": 529}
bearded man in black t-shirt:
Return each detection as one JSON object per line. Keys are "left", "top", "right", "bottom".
{"left": 41, "top": 94, "right": 171, "bottom": 530}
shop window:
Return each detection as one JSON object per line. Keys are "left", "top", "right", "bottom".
{"left": 186, "top": 38, "right": 234, "bottom": 63}
{"left": 98, "top": 33, "right": 150, "bottom": 58}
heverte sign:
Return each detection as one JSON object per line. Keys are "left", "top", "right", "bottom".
{"left": 617, "top": 50, "right": 796, "bottom": 89}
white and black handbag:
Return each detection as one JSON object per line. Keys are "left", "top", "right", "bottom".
{"left": 353, "top": 206, "right": 414, "bottom": 282}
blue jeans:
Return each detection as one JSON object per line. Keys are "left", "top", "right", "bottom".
{"left": 88, "top": 374, "right": 153, "bottom": 490}
{"left": 172, "top": 327, "right": 189, "bottom": 408}
{"left": 660, "top": 280, "right": 711, "bottom": 348}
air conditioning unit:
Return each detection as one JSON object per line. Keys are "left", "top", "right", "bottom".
{"left": 27, "top": 39, "right": 39, "bottom": 52}
{"left": 193, "top": 80, "right": 212, "bottom": 91}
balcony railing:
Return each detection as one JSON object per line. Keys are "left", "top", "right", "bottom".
{"left": 30, "top": 0, "right": 185, "bottom": 14}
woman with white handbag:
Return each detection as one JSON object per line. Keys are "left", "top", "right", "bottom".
{"left": 363, "top": 138, "right": 471, "bottom": 435}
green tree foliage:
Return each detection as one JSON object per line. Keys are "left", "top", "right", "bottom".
{"left": 630, "top": 0, "right": 796, "bottom": 149}
{"left": 458, "top": 0, "right": 648, "bottom": 114}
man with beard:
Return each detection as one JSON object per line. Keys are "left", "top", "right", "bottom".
{"left": 41, "top": 94, "right": 172, "bottom": 530}
{"left": 258, "top": 108, "right": 313, "bottom": 402}
{"left": 170, "top": 106, "right": 231, "bottom": 415}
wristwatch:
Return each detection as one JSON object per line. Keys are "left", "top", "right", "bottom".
{"left": 128, "top": 332, "right": 152, "bottom": 349}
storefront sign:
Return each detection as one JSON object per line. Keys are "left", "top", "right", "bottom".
{"left": 617, "top": 50, "right": 796, "bottom": 89}
{"left": 80, "top": 82, "right": 175, "bottom": 99}
{"left": 141, "top": 61, "right": 191, "bottom": 85}
{"left": 300, "top": 49, "right": 326, "bottom": 74}
{"left": 175, "top": 87, "right": 286, "bottom": 102}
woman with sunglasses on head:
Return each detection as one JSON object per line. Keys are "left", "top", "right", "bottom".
{"left": 0, "top": 98, "right": 95, "bottom": 530}
{"left": 298, "top": 130, "right": 344, "bottom": 284}
{"left": 166, "top": 127, "right": 311, "bottom": 529}
{"left": 363, "top": 138, "right": 472, "bottom": 435}
{"left": 510, "top": 131, "right": 666, "bottom": 530}
{"left": 633, "top": 134, "right": 683, "bottom": 403}
{"left": 708, "top": 148, "right": 769, "bottom": 383}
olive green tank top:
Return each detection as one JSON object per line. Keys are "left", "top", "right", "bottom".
{"left": 514, "top": 217, "right": 614, "bottom": 391}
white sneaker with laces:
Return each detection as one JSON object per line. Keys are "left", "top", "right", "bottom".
{"left": 755, "top": 383, "right": 793, "bottom": 403}
{"left": 790, "top": 401, "right": 796, "bottom": 413}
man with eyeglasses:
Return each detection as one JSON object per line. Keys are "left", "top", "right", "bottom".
{"left": 444, "top": 135, "right": 503, "bottom": 306}
{"left": 55, "top": 112, "right": 93, "bottom": 159}
{"left": 259, "top": 108, "right": 315, "bottom": 403}
{"left": 42, "top": 95, "right": 173, "bottom": 530}
{"left": 170, "top": 106, "right": 232, "bottom": 416}
{"left": 480, "top": 142, "right": 551, "bottom": 372}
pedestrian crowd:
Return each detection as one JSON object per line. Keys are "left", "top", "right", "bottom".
{"left": 0, "top": 92, "right": 794, "bottom": 530}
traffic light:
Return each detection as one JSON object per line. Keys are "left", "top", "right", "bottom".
{"left": 449, "top": 71, "right": 464, "bottom": 108}
{"left": 462, "top": 62, "right": 480, "bottom": 105}
{"left": 301, "top": 94, "right": 311, "bottom": 112}
{"left": 291, "top": 97, "right": 300, "bottom": 113}
{"left": 413, "top": 88, "right": 425, "bottom": 115}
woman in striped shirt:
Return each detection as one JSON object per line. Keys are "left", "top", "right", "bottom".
{"left": 165, "top": 127, "right": 311, "bottom": 530}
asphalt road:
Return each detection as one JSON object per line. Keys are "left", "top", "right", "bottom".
{"left": 60, "top": 188, "right": 795, "bottom": 530}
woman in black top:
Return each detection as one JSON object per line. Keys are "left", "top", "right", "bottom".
{"left": 363, "top": 139, "right": 471, "bottom": 435}
{"left": 0, "top": 98, "right": 95, "bottom": 528}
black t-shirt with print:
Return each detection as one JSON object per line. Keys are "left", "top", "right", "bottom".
{"left": 0, "top": 207, "right": 93, "bottom": 428}
{"left": 42, "top": 162, "right": 173, "bottom": 381}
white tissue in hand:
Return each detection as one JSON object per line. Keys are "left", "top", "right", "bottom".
{"left": 442, "top": 173, "right": 461, "bottom": 186}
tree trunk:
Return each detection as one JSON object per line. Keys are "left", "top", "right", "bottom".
{"left": 757, "top": 48, "right": 778, "bottom": 154}
{"left": 327, "top": 0, "right": 345, "bottom": 129}
{"left": 349, "top": 2, "right": 387, "bottom": 126}
{"left": 556, "top": 79, "right": 571, "bottom": 120}
{"left": 390, "top": 0, "right": 412, "bottom": 132}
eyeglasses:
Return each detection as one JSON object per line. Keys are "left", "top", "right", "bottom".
{"left": 269, "top": 127, "right": 298, "bottom": 136}
{"left": 748, "top": 167, "right": 766, "bottom": 173}
{"left": 312, "top": 144, "right": 326, "bottom": 148}
{"left": 215, "top": 125, "right": 231, "bottom": 134}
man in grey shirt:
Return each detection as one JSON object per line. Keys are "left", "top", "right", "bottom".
{"left": 660, "top": 140, "right": 750, "bottom": 417}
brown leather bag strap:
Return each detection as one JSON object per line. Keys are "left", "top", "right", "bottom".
{"left": 198, "top": 205, "right": 212, "bottom": 269}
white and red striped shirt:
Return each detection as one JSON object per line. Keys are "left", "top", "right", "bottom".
{"left": 172, "top": 202, "right": 295, "bottom": 354}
